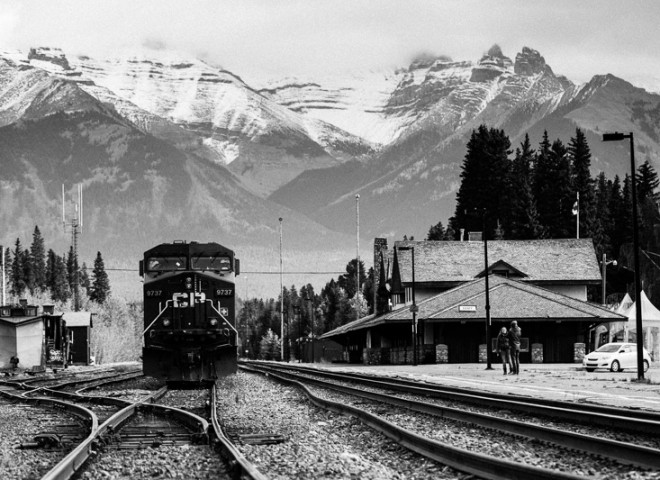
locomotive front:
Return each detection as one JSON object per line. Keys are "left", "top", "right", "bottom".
{"left": 140, "top": 241, "right": 239, "bottom": 382}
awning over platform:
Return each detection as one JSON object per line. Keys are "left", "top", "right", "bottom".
{"left": 321, "top": 275, "right": 626, "bottom": 340}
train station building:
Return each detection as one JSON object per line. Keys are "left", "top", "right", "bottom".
{"left": 320, "top": 237, "right": 626, "bottom": 364}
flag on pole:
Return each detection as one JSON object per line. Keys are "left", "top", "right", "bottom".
{"left": 573, "top": 191, "right": 580, "bottom": 239}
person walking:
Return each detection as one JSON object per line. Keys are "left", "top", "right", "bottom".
{"left": 496, "top": 327, "right": 510, "bottom": 375}
{"left": 508, "top": 320, "right": 522, "bottom": 374}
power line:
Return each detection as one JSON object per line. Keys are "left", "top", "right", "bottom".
{"left": 104, "top": 268, "right": 345, "bottom": 275}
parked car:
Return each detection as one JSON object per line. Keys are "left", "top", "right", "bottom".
{"left": 583, "top": 342, "right": 651, "bottom": 372}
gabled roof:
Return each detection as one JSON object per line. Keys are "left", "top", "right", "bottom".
{"left": 321, "top": 275, "right": 625, "bottom": 339}
{"left": 393, "top": 238, "right": 601, "bottom": 284}
{"left": 476, "top": 259, "right": 528, "bottom": 278}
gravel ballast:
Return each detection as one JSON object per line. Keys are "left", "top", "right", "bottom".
{"left": 216, "top": 371, "right": 470, "bottom": 479}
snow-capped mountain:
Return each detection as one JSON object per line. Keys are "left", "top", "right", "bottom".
{"left": 2, "top": 43, "right": 660, "bottom": 286}
{"left": 5, "top": 47, "right": 373, "bottom": 197}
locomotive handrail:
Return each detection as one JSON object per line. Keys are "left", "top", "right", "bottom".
{"left": 206, "top": 300, "right": 238, "bottom": 335}
{"left": 142, "top": 300, "right": 174, "bottom": 336}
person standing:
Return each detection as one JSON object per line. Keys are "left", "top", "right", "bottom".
{"left": 496, "top": 327, "right": 510, "bottom": 375}
{"left": 508, "top": 320, "right": 522, "bottom": 374}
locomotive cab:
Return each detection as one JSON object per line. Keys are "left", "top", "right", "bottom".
{"left": 141, "top": 241, "right": 239, "bottom": 382}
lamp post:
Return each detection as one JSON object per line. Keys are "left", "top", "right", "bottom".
{"left": 482, "top": 213, "right": 493, "bottom": 370}
{"left": 356, "top": 194, "right": 360, "bottom": 321}
{"left": 279, "top": 217, "right": 284, "bottom": 362}
{"left": 398, "top": 245, "right": 417, "bottom": 366}
{"left": 603, "top": 131, "right": 644, "bottom": 379}
{"left": 601, "top": 254, "right": 617, "bottom": 306}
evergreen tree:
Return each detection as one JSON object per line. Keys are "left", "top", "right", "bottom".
{"left": 258, "top": 329, "right": 281, "bottom": 360}
{"left": 90, "top": 251, "right": 111, "bottom": 303}
{"left": 636, "top": 160, "right": 660, "bottom": 202}
{"left": 635, "top": 160, "right": 660, "bottom": 247}
{"left": 46, "top": 249, "right": 58, "bottom": 293}
{"left": 10, "top": 238, "right": 26, "bottom": 298}
{"left": 320, "top": 279, "right": 341, "bottom": 332}
{"left": 620, "top": 174, "right": 634, "bottom": 245}
{"left": 66, "top": 246, "right": 79, "bottom": 292}
{"left": 362, "top": 267, "right": 375, "bottom": 314}
{"left": 426, "top": 221, "right": 446, "bottom": 240}
{"left": 535, "top": 137, "right": 573, "bottom": 238}
{"left": 506, "top": 135, "right": 543, "bottom": 239}
{"left": 1, "top": 247, "right": 9, "bottom": 296}
{"left": 375, "top": 253, "right": 390, "bottom": 315}
{"left": 607, "top": 176, "right": 626, "bottom": 256}
{"left": 594, "top": 173, "right": 613, "bottom": 257}
{"left": 569, "top": 128, "right": 598, "bottom": 240}
{"left": 337, "top": 258, "right": 367, "bottom": 299}
{"left": 80, "top": 262, "right": 91, "bottom": 295}
{"left": 51, "top": 254, "right": 71, "bottom": 303}
{"left": 30, "top": 226, "right": 47, "bottom": 292}
{"left": 453, "top": 125, "right": 511, "bottom": 236}
{"left": 22, "top": 248, "right": 33, "bottom": 294}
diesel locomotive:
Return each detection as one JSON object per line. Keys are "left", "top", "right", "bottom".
{"left": 140, "top": 241, "right": 239, "bottom": 382}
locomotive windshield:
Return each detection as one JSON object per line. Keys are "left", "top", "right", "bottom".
{"left": 191, "top": 255, "right": 232, "bottom": 271}
{"left": 146, "top": 256, "right": 187, "bottom": 272}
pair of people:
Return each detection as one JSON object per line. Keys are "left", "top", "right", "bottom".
{"left": 496, "top": 320, "right": 521, "bottom": 375}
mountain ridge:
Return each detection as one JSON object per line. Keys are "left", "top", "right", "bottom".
{"left": 2, "top": 45, "right": 660, "bottom": 298}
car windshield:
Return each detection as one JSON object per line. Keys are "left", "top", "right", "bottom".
{"left": 595, "top": 344, "right": 622, "bottom": 353}
{"left": 146, "top": 256, "right": 187, "bottom": 272}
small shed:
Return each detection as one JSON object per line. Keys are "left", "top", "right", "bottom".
{"left": 62, "top": 312, "right": 93, "bottom": 365}
{"left": 0, "top": 304, "right": 43, "bottom": 370}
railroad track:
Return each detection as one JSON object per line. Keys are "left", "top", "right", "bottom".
{"left": 243, "top": 362, "right": 660, "bottom": 479}
{"left": 1, "top": 369, "right": 268, "bottom": 479}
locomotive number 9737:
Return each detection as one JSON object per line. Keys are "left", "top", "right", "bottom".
{"left": 139, "top": 241, "right": 240, "bottom": 382}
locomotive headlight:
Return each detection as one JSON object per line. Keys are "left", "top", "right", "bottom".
{"left": 185, "top": 277, "right": 193, "bottom": 290}
{"left": 162, "top": 318, "right": 171, "bottom": 327}
{"left": 209, "top": 318, "right": 218, "bottom": 326}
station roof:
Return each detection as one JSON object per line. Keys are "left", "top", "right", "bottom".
{"left": 63, "top": 312, "right": 93, "bottom": 327}
{"left": 0, "top": 314, "right": 43, "bottom": 327}
{"left": 320, "top": 275, "right": 626, "bottom": 339}
{"left": 392, "top": 238, "right": 602, "bottom": 285}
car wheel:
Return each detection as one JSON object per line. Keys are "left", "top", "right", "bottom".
{"left": 611, "top": 360, "right": 621, "bottom": 372}
{"left": 586, "top": 368, "right": 595, "bottom": 372}
{"left": 644, "top": 360, "right": 650, "bottom": 373}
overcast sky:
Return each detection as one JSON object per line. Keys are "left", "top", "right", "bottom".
{"left": 2, "top": 0, "right": 660, "bottom": 88}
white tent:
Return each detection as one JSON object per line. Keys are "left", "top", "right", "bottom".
{"left": 614, "top": 293, "right": 633, "bottom": 315}
{"left": 623, "top": 291, "right": 660, "bottom": 328}
{"left": 623, "top": 291, "right": 660, "bottom": 361}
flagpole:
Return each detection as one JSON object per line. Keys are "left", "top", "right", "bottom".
{"left": 575, "top": 191, "right": 580, "bottom": 239}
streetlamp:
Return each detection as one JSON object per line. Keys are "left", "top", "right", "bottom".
{"left": 603, "top": 131, "right": 645, "bottom": 379}
{"left": 601, "top": 254, "right": 617, "bottom": 306}
{"left": 397, "top": 245, "right": 417, "bottom": 366}
{"left": 356, "top": 194, "right": 360, "bottom": 321}
{"left": 482, "top": 214, "right": 493, "bottom": 370}
{"left": 279, "top": 217, "right": 284, "bottom": 362}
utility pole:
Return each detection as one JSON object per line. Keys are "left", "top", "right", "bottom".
{"left": 279, "top": 217, "right": 284, "bottom": 361}
{"left": 1, "top": 245, "right": 5, "bottom": 306}
{"left": 356, "top": 194, "right": 360, "bottom": 320}
{"left": 63, "top": 184, "right": 83, "bottom": 312}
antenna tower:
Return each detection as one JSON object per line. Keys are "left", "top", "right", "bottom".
{"left": 62, "top": 184, "right": 83, "bottom": 311}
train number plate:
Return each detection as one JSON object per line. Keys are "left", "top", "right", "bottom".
{"left": 146, "top": 290, "right": 162, "bottom": 297}
{"left": 216, "top": 289, "right": 233, "bottom": 296}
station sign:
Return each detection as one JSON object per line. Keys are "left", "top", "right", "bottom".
{"left": 458, "top": 305, "right": 477, "bottom": 312}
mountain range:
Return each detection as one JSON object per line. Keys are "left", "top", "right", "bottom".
{"left": 1, "top": 45, "right": 659, "bottom": 298}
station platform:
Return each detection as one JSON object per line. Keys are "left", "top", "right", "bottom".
{"left": 288, "top": 361, "right": 660, "bottom": 412}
